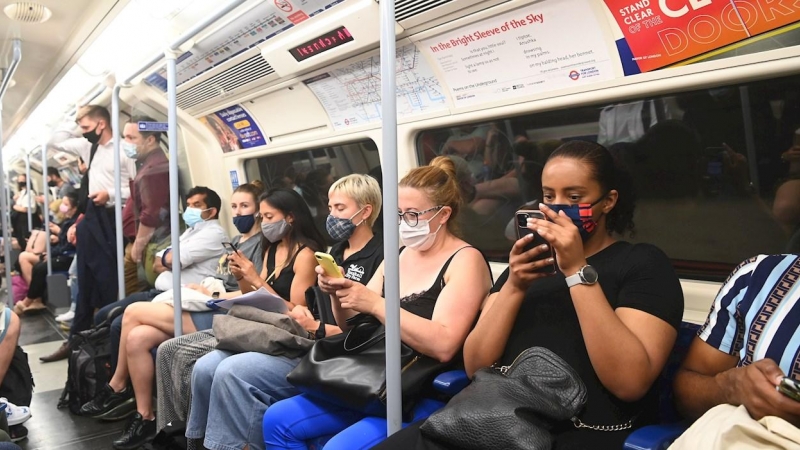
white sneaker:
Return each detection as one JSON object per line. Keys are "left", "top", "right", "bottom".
{"left": 1, "top": 398, "right": 31, "bottom": 426}
{"left": 55, "top": 310, "right": 75, "bottom": 323}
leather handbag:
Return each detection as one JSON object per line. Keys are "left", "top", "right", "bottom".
{"left": 286, "top": 313, "right": 447, "bottom": 418}
{"left": 420, "top": 347, "right": 587, "bottom": 450}
{"left": 213, "top": 305, "right": 314, "bottom": 358}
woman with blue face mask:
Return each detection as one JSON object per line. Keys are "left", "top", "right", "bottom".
{"left": 374, "top": 141, "right": 684, "bottom": 450}
{"left": 262, "top": 157, "right": 493, "bottom": 450}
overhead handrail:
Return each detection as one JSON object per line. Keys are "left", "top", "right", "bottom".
{"left": 0, "top": 39, "right": 22, "bottom": 306}
{"left": 379, "top": 0, "right": 402, "bottom": 435}
{"left": 111, "top": 0, "right": 249, "bottom": 336}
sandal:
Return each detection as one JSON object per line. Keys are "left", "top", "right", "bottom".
{"left": 22, "top": 300, "right": 46, "bottom": 313}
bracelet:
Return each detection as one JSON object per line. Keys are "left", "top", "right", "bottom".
{"left": 161, "top": 248, "right": 171, "bottom": 267}
{"left": 315, "top": 321, "right": 326, "bottom": 340}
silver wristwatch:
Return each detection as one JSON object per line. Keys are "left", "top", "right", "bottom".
{"left": 565, "top": 265, "right": 599, "bottom": 288}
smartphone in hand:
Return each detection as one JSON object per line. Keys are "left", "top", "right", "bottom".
{"left": 315, "top": 252, "right": 343, "bottom": 278}
{"left": 515, "top": 209, "right": 556, "bottom": 274}
{"left": 778, "top": 377, "right": 800, "bottom": 402}
{"left": 222, "top": 241, "right": 238, "bottom": 254}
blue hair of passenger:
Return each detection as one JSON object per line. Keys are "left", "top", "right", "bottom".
{"left": 259, "top": 188, "right": 326, "bottom": 254}
{"left": 186, "top": 186, "right": 222, "bottom": 219}
{"left": 547, "top": 140, "right": 636, "bottom": 237}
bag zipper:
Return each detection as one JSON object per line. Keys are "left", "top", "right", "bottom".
{"left": 379, "top": 356, "right": 420, "bottom": 402}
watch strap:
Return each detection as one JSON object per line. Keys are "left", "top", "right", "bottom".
{"left": 565, "top": 272, "right": 583, "bottom": 288}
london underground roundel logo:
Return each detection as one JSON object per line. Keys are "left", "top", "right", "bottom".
{"left": 569, "top": 70, "right": 580, "bottom": 81}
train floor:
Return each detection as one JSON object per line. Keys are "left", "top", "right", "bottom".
{"left": 10, "top": 293, "right": 126, "bottom": 450}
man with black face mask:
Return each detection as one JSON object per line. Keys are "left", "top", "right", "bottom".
{"left": 42, "top": 105, "right": 137, "bottom": 348}
{"left": 35, "top": 167, "right": 74, "bottom": 204}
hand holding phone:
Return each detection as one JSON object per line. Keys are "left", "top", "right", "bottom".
{"left": 778, "top": 377, "right": 800, "bottom": 402}
{"left": 222, "top": 241, "right": 238, "bottom": 254}
{"left": 515, "top": 210, "right": 556, "bottom": 274}
{"left": 315, "top": 252, "right": 343, "bottom": 278}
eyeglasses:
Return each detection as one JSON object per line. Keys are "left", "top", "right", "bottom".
{"left": 398, "top": 206, "right": 443, "bottom": 227}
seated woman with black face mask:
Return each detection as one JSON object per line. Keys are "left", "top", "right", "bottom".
{"left": 374, "top": 141, "right": 684, "bottom": 450}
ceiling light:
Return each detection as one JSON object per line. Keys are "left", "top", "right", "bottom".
{"left": 7, "top": 79, "right": 15, "bottom": 88}
{"left": 3, "top": 2, "right": 52, "bottom": 23}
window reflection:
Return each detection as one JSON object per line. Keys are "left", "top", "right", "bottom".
{"left": 416, "top": 76, "right": 800, "bottom": 280}
{"left": 245, "top": 141, "right": 382, "bottom": 244}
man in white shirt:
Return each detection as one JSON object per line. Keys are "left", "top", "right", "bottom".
{"left": 45, "top": 105, "right": 136, "bottom": 339}
{"left": 48, "top": 105, "right": 137, "bottom": 212}
{"left": 40, "top": 187, "right": 227, "bottom": 363}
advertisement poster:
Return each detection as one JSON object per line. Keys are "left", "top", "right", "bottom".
{"left": 604, "top": 0, "right": 800, "bottom": 73}
{"left": 303, "top": 44, "right": 447, "bottom": 130}
{"left": 420, "top": 0, "right": 615, "bottom": 108}
{"left": 200, "top": 105, "right": 267, "bottom": 153}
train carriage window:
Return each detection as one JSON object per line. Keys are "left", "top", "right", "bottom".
{"left": 244, "top": 140, "right": 381, "bottom": 244}
{"left": 416, "top": 75, "right": 800, "bottom": 281}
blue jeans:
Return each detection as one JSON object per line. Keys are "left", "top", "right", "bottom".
{"left": 262, "top": 395, "right": 445, "bottom": 450}
{"left": 93, "top": 289, "right": 161, "bottom": 372}
{"left": 186, "top": 350, "right": 302, "bottom": 450}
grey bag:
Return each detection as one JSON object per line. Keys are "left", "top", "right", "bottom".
{"left": 212, "top": 305, "right": 314, "bottom": 358}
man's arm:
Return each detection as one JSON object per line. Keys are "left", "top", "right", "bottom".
{"left": 108, "top": 150, "right": 137, "bottom": 205}
{"left": 47, "top": 124, "right": 90, "bottom": 160}
{"left": 675, "top": 337, "right": 800, "bottom": 425}
{"left": 177, "top": 227, "right": 226, "bottom": 269}
{"left": 131, "top": 167, "right": 169, "bottom": 263}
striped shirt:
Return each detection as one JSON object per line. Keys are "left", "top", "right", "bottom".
{"left": 699, "top": 254, "right": 800, "bottom": 378}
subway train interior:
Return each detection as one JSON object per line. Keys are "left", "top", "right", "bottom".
{"left": 0, "top": 0, "right": 799, "bottom": 448}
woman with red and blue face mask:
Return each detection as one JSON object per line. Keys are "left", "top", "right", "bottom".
{"left": 375, "top": 140, "right": 685, "bottom": 450}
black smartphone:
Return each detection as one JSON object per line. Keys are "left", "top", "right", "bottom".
{"left": 222, "top": 241, "right": 238, "bottom": 253}
{"left": 778, "top": 377, "right": 800, "bottom": 402}
{"left": 515, "top": 209, "right": 556, "bottom": 274}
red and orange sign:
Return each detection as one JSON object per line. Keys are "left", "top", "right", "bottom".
{"left": 605, "top": 0, "right": 800, "bottom": 72}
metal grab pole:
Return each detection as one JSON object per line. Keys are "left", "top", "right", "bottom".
{"left": 25, "top": 153, "right": 32, "bottom": 232}
{"left": 165, "top": 50, "right": 182, "bottom": 337}
{"left": 111, "top": 86, "right": 125, "bottom": 300}
{"left": 0, "top": 39, "right": 21, "bottom": 305}
{"left": 379, "top": 0, "right": 402, "bottom": 435}
{"left": 42, "top": 144, "right": 52, "bottom": 275}
{"left": 109, "top": 0, "right": 247, "bottom": 303}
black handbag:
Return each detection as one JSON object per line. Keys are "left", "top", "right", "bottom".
{"left": 286, "top": 313, "right": 447, "bottom": 418}
{"left": 420, "top": 347, "right": 587, "bottom": 450}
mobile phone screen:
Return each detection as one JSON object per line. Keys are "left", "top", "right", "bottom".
{"left": 222, "top": 242, "right": 237, "bottom": 253}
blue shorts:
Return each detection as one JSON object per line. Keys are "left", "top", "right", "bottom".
{"left": 189, "top": 309, "right": 225, "bottom": 331}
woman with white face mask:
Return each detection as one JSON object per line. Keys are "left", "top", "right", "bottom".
{"left": 262, "top": 156, "right": 493, "bottom": 450}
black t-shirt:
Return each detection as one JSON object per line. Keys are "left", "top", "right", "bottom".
{"left": 330, "top": 234, "right": 384, "bottom": 285}
{"left": 490, "top": 241, "right": 683, "bottom": 450}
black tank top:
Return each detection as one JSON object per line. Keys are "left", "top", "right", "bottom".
{"left": 385, "top": 246, "right": 472, "bottom": 320}
{"left": 265, "top": 244, "right": 306, "bottom": 301}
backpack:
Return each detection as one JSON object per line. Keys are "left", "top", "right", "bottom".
{"left": 57, "top": 319, "right": 114, "bottom": 415}
{"left": 0, "top": 346, "right": 34, "bottom": 406}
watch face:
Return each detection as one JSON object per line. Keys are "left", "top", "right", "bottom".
{"left": 581, "top": 266, "right": 599, "bottom": 284}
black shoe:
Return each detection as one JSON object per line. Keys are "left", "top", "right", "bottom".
{"left": 79, "top": 384, "right": 135, "bottom": 419}
{"left": 113, "top": 413, "right": 157, "bottom": 450}
{"left": 9, "top": 424, "right": 28, "bottom": 443}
